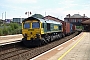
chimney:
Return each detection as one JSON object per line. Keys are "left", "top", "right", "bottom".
{"left": 66, "top": 14, "right": 70, "bottom": 18}
{"left": 83, "top": 14, "right": 85, "bottom": 18}
{"left": 68, "top": 14, "right": 70, "bottom": 18}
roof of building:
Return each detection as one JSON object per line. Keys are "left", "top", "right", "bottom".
{"left": 44, "top": 15, "right": 64, "bottom": 23}
{"left": 82, "top": 19, "right": 90, "bottom": 25}
{"left": 65, "top": 14, "right": 88, "bottom": 18}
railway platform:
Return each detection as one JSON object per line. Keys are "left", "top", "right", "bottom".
{"left": 0, "top": 34, "right": 22, "bottom": 46}
{"left": 31, "top": 32, "right": 90, "bottom": 60}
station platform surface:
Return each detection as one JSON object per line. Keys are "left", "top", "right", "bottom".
{"left": 0, "top": 34, "right": 22, "bottom": 45}
{"left": 31, "top": 32, "right": 90, "bottom": 60}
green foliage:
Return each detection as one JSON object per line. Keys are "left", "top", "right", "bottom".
{"left": 9, "top": 23, "right": 19, "bottom": 30}
{"left": 0, "top": 29, "right": 3, "bottom": 35}
{"left": 76, "top": 26, "right": 83, "bottom": 29}
{"left": 0, "top": 20, "right": 3, "bottom": 26}
{"left": 0, "top": 23, "right": 22, "bottom": 36}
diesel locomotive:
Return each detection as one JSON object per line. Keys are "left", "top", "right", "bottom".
{"left": 22, "top": 17, "right": 64, "bottom": 47}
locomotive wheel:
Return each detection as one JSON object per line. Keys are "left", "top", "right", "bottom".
{"left": 50, "top": 36, "right": 54, "bottom": 41}
{"left": 62, "top": 34, "right": 65, "bottom": 38}
{"left": 42, "top": 38, "right": 47, "bottom": 44}
{"left": 22, "top": 38, "right": 31, "bottom": 47}
{"left": 38, "top": 40, "right": 46, "bottom": 46}
{"left": 46, "top": 36, "right": 50, "bottom": 43}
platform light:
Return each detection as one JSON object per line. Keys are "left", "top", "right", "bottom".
{"left": 25, "top": 11, "right": 32, "bottom": 17}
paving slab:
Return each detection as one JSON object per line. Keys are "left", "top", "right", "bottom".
{"left": 31, "top": 32, "right": 85, "bottom": 60}
{"left": 0, "top": 34, "right": 23, "bottom": 45}
{"left": 49, "top": 32, "right": 90, "bottom": 60}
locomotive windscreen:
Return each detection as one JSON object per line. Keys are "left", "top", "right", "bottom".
{"left": 24, "top": 22, "right": 30, "bottom": 29}
{"left": 32, "top": 22, "right": 40, "bottom": 28}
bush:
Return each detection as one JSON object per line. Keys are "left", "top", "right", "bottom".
{"left": 76, "top": 26, "right": 83, "bottom": 29}
{"left": 2, "top": 26, "right": 8, "bottom": 35}
{"left": 8, "top": 27, "right": 13, "bottom": 35}
{"left": 0, "top": 23, "right": 22, "bottom": 36}
{"left": 0, "top": 29, "right": 3, "bottom": 35}
{"left": 13, "top": 23, "right": 19, "bottom": 29}
{"left": 9, "top": 23, "right": 18, "bottom": 30}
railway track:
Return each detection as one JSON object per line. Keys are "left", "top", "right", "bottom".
{"left": 0, "top": 31, "right": 80, "bottom": 60}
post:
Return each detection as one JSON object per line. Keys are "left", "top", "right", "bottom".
{"left": 45, "top": 12, "right": 46, "bottom": 17}
{"left": 20, "top": 16, "right": 22, "bottom": 23}
{"left": 21, "top": 17, "right": 22, "bottom": 23}
{"left": 2, "top": 13, "right": 4, "bottom": 24}
{"left": 28, "top": 11, "right": 29, "bottom": 17}
{"left": 5, "top": 12, "right": 6, "bottom": 20}
{"left": 2, "top": 13, "right": 3, "bottom": 20}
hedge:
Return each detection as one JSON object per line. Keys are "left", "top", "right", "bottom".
{"left": 0, "top": 23, "right": 22, "bottom": 36}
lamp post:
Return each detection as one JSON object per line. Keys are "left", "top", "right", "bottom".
{"left": 20, "top": 16, "right": 22, "bottom": 23}
{"left": 25, "top": 11, "right": 31, "bottom": 17}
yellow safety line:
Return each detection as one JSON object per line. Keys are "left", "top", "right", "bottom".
{"left": 58, "top": 33, "right": 86, "bottom": 60}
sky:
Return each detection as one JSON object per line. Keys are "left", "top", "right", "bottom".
{"left": 0, "top": 0, "right": 90, "bottom": 20}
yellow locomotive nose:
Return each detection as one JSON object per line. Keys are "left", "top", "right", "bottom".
{"left": 22, "top": 19, "right": 41, "bottom": 40}
{"left": 29, "top": 29, "right": 41, "bottom": 39}
{"left": 22, "top": 28, "right": 41, "bottom": 40}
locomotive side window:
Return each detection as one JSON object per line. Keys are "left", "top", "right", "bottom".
{"left": 59, "top": 26, "right": 62, "bottom": 30}
{"left": 24, "top": 22, "right": 30, "bottom": 29}
{"left": 47, "top": 23, "right": 50, "bottom": 31}
{"left": 32, "top": 22, "right": 40, "bottom": 28}
{"left": 42, "top": 23, "right": 44, "bottom": 28}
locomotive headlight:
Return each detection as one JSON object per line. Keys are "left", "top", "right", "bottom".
{"left": 36, "top": 34, "right": 40, "bottom": 38}
{"left": 23, "top": 33, "right": 27, "bottom": 37}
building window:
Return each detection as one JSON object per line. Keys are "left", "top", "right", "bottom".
{"left": 64, "top": 19, "right": 68, "bottom": 22}
{"left": 72, "top": 19, "right": 75, "bottom": 22}
{"left": 73, "top": 19, "right": 74, "bottom": 22}
{"left": 71, "top": 19, "right": 72, "bottom": 22}
{"left": 75, "top": 19, "right": 76, "bottom": 22}
{"left": 78, "top": 19, "right": 81, "bottom": 22}
{"left": 80, "top": 19, "right": 82, "bottom": 22}
{"left": 72, "top": 19, "right": 73, "bottom": 22}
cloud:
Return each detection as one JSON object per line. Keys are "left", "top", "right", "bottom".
{"left": 34, "top": 8, "right": 65, "bottom": 20}
{"left": 1, "top": 0, "right": 90, "bottom": 19}
{"left": 6, "top": 0, "right": 37, "bottom": 3}
{"left": 58, "top": 0, "right": 78, "bottom": 9}
{"left": 63, "top": 9, "right": 90, "bottom": 18}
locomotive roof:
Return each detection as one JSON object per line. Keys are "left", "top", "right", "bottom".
{"left": 23, "top": 17, "right": 62, "bottom": 25}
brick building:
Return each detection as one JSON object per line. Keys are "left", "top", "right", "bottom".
{"left": 64, "top": 14, "right": 89, "bottom": 26}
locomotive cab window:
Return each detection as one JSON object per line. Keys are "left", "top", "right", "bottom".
{"left": 32, "top": 22, "right": 40, "bottom": 28}
{"left": 23, "top": 22, "right": 30, "bottom": 29}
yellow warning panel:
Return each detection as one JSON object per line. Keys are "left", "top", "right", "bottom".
{"left": 54, "top": 25, "right": 58, "bottom": 29}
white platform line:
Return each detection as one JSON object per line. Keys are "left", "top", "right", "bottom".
{"left": 0, "top": 34, "right": 22, "bottom": 37}
{"left": 57, "top": 47, "right": 63, "bottom": 50}
{"left": 0, "top": 39, "right": 21, "bottom": 46}
{"left": 0, "top": 40, "right": 21, "bottom": 46}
